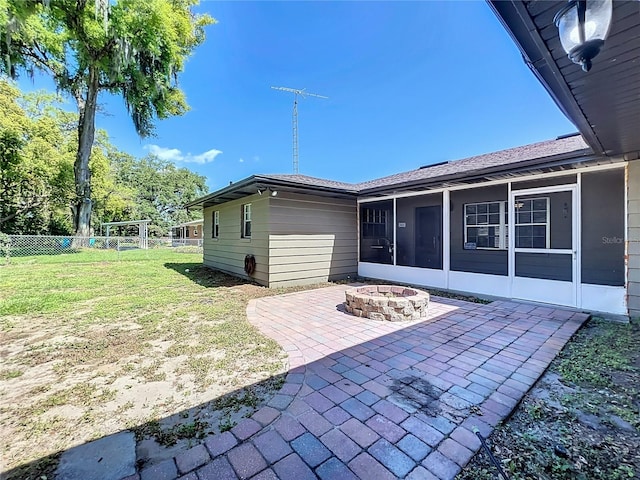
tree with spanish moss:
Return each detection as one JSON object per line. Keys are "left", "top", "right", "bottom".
{"left": 0, "top": 0, "right": 214, "bottom": 237}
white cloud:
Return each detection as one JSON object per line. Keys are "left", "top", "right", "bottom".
{"left": 146, "top": 145, "right": 183, "bottom": 162}
{"left": 239, "top": 158, "right": 245, "bottom": 163}
{"left": 192, "top": 149, "right": 224, "bottom": 164}
{"left": 145, "top": 144, "right": 223, "bottom": 164}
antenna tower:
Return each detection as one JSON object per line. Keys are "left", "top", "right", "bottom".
{"left": 271, "top": 86, "right": 327, "bottom": 174}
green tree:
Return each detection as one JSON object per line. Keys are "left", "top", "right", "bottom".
{"left": 0, "top": 80, "right": 75, "bottom": 233}
{"left": 90, "top": 144, "right": 138, "bottom": 230}
{"left": 0, "top": 130, "right": 28, "bottom": 229}
{"left": 113, "top": 154, "right": 205, "bottom": 234}
{"left": 0, "top": 0, "right": 214, "bottom": 237}
{"left": 19, "top": 90, "right": 77, "bottom": 233}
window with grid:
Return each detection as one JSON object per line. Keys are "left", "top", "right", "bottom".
{"left": 362, "top": 207, "right": 388, "bottom": 238}
{"left": 515, "top": 198, "right": 549, "bottom": 248}
{"left": 212, "top": 211, "right": 219, "bottom": 238}
{"left": 242, "top": 204, "right": 252, "bottom": 238}
{"left": 464, "top": 201, "right": 507, "bottom": 249}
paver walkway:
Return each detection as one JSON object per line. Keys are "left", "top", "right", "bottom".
{"left": 127, "top": 285, "right": 589, "bottom": 480}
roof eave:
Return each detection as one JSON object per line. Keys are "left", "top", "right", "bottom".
{"left": 253, "top": 175, "right": 358, "bottom": 195}
{"left": 487, "top": 0, "right": 605, "bottom": 155}
{"left": 185, "top": 175, "right": 358, "bottom": 209}
{"left": 359, "top": 148, "right": 599, "bottom": 196}
{"left": 185, "top": 176, "right": 259, "bottom": 209}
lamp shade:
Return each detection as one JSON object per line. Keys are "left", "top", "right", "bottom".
{"left": 555, "top": 0, "right": 613, "bottom": 71}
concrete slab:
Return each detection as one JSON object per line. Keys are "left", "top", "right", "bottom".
{"left": 56, "top": 431, "right": 136, "bottom": 480}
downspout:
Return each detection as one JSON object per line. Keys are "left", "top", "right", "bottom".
{"left": 624, "top": 164, "right": 629, "bottom": 316}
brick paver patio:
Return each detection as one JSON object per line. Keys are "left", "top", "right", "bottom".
{"left": 126, "top": 285, "right": 589, "bottom": 480}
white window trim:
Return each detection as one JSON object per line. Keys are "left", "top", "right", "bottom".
{"left": 213, "top": 210, "right": 219, "bottom": 238}
{"left": 242, "top": 204, "right": 252, "bottom": 238}
{"left": 463, "top": 201, "right": 507, "bottom": 250}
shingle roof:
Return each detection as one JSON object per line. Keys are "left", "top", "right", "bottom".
{"left": 356, "top": 134, "right": 591, "bottom": 192}
{"left": 187, "top": 134, "right": 594, "bottom": 207}
{"left": 256, "top": 174, "right": 358, "bottom": 192}
{"left": 259, "top": 135, "right": 591, "bottom": 194}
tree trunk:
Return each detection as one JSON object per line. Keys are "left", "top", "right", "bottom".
{"left": 73, "top": 66, "right": 99, "bottom": 239}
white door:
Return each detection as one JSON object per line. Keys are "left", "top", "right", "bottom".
{"left": 509, "top": 185, "right": 578, "bottom": 307}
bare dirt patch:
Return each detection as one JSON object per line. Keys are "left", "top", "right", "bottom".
{"left": 1, "top": 255, "right": 325, "bottom": 479}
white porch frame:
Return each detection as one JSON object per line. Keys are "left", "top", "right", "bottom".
{"left": 357, "top": 162, "right": 627, "bottom": 315}
{"left": 101, "top": 219, "right": 151, "bottom": 249}
{"left": 509, "top": 184, "right": 578, "bottom": 307}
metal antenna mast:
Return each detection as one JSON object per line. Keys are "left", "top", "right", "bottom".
{"left": 271, "top": 86, "right": 328, "bottom": 174}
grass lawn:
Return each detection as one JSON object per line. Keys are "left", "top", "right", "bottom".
{"left": 0, "top": 248, "right": 305, "bottom": 479}
{"left": 458, "top": 317, "right": 640, "bottom": 480}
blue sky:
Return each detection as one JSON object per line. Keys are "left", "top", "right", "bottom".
{"left": 19, "top": 1, "right": 575, "bottom": 192}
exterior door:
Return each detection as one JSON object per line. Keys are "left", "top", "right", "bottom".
{"left": 509, "top": 185, "right": 577, "bottom": 307}
{"left": 415, "top": 206, "right": 442, "bottom": 269}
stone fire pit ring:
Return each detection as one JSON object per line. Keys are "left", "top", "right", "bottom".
{"left": 344, "top": 285, "right": 429, "bottom": 322}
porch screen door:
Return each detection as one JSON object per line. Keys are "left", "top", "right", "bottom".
{"left": 509, "top": 185, "right": 577, "bottom": 307}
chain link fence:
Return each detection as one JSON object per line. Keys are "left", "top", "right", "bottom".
{"left": 0, "top": 234, "right": 202, "bottom": 263}
{"left": 171, "top": 238, "right": 204, "bottom": 247}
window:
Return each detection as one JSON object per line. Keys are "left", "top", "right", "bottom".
{"left": 212, "top": 211, "right": 219, "bottom": 238}
{"left": 186, "top": 228, "right": 190, "bottom": 238}
{"left": 242, "top": 204, "right": 252, "bottom": 238}
{"left": 515, "top": 198, "right": 549, "bottom": 248}
{"left": 464, "top": 201, "right": 507, "bottom": 249}
{"left": 362, "top": 207, "right": 388, "bottom": 238}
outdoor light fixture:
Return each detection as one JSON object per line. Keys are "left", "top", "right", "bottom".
{"left": 257, "top": 187, "right": 277, "bottom": 196}
{"left": 554, "top": 0, "right": 613, "bottom": 72}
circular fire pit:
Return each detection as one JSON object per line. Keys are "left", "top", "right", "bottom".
{"left": 344, "top": 285, "right": 429, "bottom": 322}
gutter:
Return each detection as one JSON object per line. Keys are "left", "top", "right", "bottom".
{"left": 486, "top": 0, "right": 605, "bottom": 155}
{"left": 251, "top": 175, "right": 358, "bottom": 195}
{"left": 187, "top": 145, "right": 606, "bottom": 208}
{"left": 185, "top": 174, "right": 358, "bottom": 209}
{"left": 185, "top": 176, "right": 259, "bottom": 208}
{"left": 357, "top": 148, "right": 600, "bottom": 196}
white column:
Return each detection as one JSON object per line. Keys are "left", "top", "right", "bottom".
{"left": 443, "top": 190, "right": 450, "bottom": 289}
{"left": 393, "top": 198, "right": 397, "bottom": 265}
{"left": 508, "top": 182, "right": 514, "bottom": 297}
